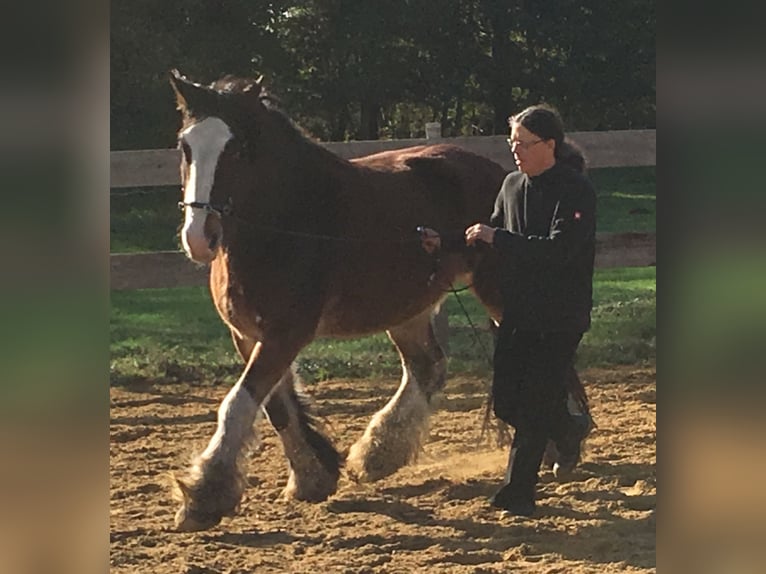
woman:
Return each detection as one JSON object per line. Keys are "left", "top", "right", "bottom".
{"left": 423, "top": 104, "right": 596, "bottom": 516}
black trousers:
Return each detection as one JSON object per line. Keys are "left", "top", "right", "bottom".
{"left": 492, "top": 325, "right": 583, "bottom": 500}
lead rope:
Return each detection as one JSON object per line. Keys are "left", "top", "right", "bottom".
{"left": 179, "top": 199, "right": 421, "bottom": 245}
{"left": 446, "top": 281, "right": 512, "bottom": 447}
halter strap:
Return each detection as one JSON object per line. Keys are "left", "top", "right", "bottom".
{"left": 177, "top": 198, "right": 234, "bottom": 217}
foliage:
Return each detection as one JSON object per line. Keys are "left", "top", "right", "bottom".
{"left": 111, "top": 0, "right": 655, "bottom": 148}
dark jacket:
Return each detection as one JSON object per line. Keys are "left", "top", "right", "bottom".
{"left": 491, "top": 162, "right": 596, "bottom": 333}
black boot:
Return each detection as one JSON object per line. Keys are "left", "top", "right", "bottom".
{"left": 490, "top": 446, "right": 535, "bottom": 516}
{"left": 490, "top": 482, "right": 536, "bottom": 516}
{"left": 489, "top": 434, "right": 545, "bottom": 517}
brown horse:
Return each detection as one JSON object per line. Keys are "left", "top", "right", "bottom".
{"left": 168, "top": 70, "right": 510, "bottom": 531}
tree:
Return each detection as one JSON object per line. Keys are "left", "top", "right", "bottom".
{"left": 110, "top": 0, "right": 655, "bottom": 148}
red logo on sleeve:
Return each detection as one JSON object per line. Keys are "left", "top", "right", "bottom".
{"left": 574, "top": 211, "right": 582, "bottom": 220}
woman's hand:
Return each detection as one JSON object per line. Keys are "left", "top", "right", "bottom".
{"left": 419, "top": 227, "right": 442, "bottom": 254}
{"left": 465, "top": 223, "right": 495, "bottom": 246}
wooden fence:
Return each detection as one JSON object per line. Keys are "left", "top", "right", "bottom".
{"left": 110, "top": 129, "right": 655, "bottom": 189}
{"left": 110, "top": 128, "right": 655, "bottom": 290}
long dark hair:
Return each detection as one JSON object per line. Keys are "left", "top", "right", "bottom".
{"left": 508, "top": 104, "right": 587, "bottom": 174}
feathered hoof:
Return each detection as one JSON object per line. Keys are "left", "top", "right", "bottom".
{"left": 281, "top": 482, "right": 334, "bottom": 503}
{"left": 345, "top": 445, "right": 402, "bottom": 484}
{"left": 170, "top": 469, "right": 243, "bottom": 532}
{"left": 174, "top": 504, "right": 223, "bottom": 532}
{"left": 282, "top": 466, "right": 338, "bottom": 502}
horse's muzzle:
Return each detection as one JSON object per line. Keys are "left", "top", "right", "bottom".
{"left": 182, "top": 217, "right": 220, "bottom": 264}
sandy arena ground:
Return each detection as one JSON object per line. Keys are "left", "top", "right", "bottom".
{"left": 110, "top": 365, "right": 656, "bottom": 573}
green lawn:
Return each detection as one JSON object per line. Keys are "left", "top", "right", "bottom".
{"left": 110, "top": 266, "right": 655, "bottom": 385}
{"left": 589, "top": 166, "right": 656, "bottom": 233}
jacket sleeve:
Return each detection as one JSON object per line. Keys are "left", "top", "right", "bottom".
{"left": 489, "top": 186, "right": 506, "bottom": 228}
{"left": 493, "top": 179, "right": 596, "bottom": 266}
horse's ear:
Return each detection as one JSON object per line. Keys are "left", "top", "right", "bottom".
{"left": 169, "top": 69, "right": 216, "bottom": 117}
{"left": 169, "top": 69, "right": 190, "bottom": 113}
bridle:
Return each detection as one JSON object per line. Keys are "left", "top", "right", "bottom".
{"left": 177, "top": 197, "right": 234, "bottom": 217}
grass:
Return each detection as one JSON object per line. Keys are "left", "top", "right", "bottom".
{"left": 110, "top": 187, "right": 182, "bottom": 253}
{"left": 589, "top": 166, "right": 656, "bottom": 233}
{"left": 110, "top": 267, "right": 655, "bottom": 386}
{"left": 110, "top": 165, "right": 655, "bottom": 385}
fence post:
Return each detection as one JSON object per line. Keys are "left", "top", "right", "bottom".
{"left": 425, "top": 122, "right": 442, "bottom": 140}
{"left": 424, "top": 122, "right": 450, "bottom": 353}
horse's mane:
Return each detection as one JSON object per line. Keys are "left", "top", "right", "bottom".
{"left": 200, "top": 74, "right": 347, "bottom": 168}
{"left": 207, "top": 75, "right": 276, "bottom": 105}
{"left": 210, "top": 75, "right": 256, "bottom": 93}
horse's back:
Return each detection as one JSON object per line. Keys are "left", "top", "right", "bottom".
{"left": 349, "top": 143, "right": 507, "bottom": 224}
{"left": 352, "top": 143, "right": 505, "bottom": 181}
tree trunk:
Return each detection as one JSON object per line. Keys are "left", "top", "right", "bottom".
{"left": 359, "top": 100, "right": 381, "bottom": 140}
{"left": 454, "top": 96, "right": 464, "bottom": 137}
{"left": 330, "top": 105, "right": 350, "bottom": 141}
{"left": 488, "top": 6, "right": 516, "bottom": 134}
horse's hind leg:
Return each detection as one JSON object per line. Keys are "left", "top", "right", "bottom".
{"left": 346, "top": 305, "right": 447, "bottom": 482}
{"left": 262, "top": 367, "right": 342, "bottom": 502}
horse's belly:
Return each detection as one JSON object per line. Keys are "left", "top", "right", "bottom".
{"left": 315, "top": 291, "right": 438, "bottom": 338}
{"left": 315, "top": 256, "right": 471, "bottom": 337}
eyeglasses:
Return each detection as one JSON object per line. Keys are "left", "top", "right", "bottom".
{"left": 507, "top": 138, "right": 544, "bottom": 151}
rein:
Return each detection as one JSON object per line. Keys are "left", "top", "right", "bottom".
{"left": 179, "top": 198, "right": 420, "bottom": 245}
{"left": 180, "top": 199, "right": 482, "bottom": 298}
{"left": 446, "top": 279, "right": 504, "bottom": 446}
{"left": 447, "top": 282, "right": 494, "bottom": 367}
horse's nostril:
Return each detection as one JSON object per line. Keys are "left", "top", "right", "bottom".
{"left": 208, "top": 234, "right": 219, "bottom": 250}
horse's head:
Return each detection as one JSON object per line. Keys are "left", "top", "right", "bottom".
{"left": 169, "top": 69, "right": 269, "bottom": 264}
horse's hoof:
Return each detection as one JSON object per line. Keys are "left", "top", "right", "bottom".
{"left": 345, "top": 458, "right": 390, "bottom": 483}
{"left": 281, "top": 485, "right": 331, "bottom": 503}
{"left": 174, "top": 505, "right": 222, "bottom": 532}
{"left": 282, "top": 470, "right": 337, "bottom": 502}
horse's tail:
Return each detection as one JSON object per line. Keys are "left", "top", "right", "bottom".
{"left": 480, "top": 393, "right": 513, "bottom": 447}
{"left": 566, "top": 366, "right": 594, "bottom": 421}
{"left": 292, "top": 369, "right": 343, "bottom": 472}
{"left": 478, "top": 360, "right": 593, "bottom": 447}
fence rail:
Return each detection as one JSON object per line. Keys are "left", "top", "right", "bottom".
{"left": 110, "top": 232, "right": 655, "bottom": 291}
{"left": 110, "top": 128, "right": 655, "bottom": 290}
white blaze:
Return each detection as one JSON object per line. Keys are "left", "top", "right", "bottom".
{"left": 180, "top": 117, "right": 233, "bottom": 257}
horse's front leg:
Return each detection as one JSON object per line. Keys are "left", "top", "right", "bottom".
{"left": 172, "top": 339, "right": 299, "bottom": 532}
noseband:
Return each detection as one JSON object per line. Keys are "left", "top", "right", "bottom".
{"left": 178, "top": 198, "right": 234, "bottom": 217}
